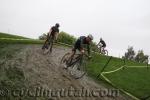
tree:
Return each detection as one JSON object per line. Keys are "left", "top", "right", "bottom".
{"left": 135, "top": 50, "right": 149, "bottom": 63}
{"left": 57, "top": 31, "right": 76, "bottom": 45}
{"left": 123, "top": 46, "right": 149, "bottom": 64}
{"left": 123, "top": 46, "right": 135, "bottom": 60}
{"left": 39, "top": 33, "right": 47, "bottom": 40}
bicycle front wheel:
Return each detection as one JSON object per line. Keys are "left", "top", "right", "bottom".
{"left": 69, "top": 58, "right": 87, "bottom": 79}
{"left": 43, "top": 38, "right": 53, "bottom": 54}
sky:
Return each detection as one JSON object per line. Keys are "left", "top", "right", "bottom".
{"left": 0, "top": 0, "right": 150, "bottom": 58}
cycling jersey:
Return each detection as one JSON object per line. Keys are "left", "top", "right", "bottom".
{"left": 72, "top": 36, "right": 90, "bottom": 55}
{"left": 100, "top": 40, "right": 106, "bottom": 47}
{"left": 50, "top": 26, "right": 59, "bottom": 37}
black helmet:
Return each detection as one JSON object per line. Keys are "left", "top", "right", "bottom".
{"left": 55, "top": 23, "right": 60, "bottom": 27}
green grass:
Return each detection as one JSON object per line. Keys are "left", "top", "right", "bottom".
{"left": 87, "top": 53, "right": 125, "bottom": 77}
{"left": 104, "top": 67, "right": 150, "bottom": 99}
{"left": 86, "top": 52, "right": 150, "bottom": 99}
{"left": 0, "top": 38, "right": 44, "bottom": 44}
{"left": 0, "top": 32, "right": 29, "bottom": 39}
{"left": 0, "top": 32, "right": 45, "bottom": 44}
{"left": 0, "top": 44, "right": 27, "bottom": 99}
{"left": 125, "top": 59, "right": 146, "bottom": 66}
{"left": 0, "top": 44, "right": 24, "bottom": 58}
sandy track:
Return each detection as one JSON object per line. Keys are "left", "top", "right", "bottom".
{"left": 8, "top": 45, "right": 130, "bottom": 100}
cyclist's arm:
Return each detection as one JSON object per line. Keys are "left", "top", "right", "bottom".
{"left": 97, "top": 41, "right": 101, "bottom": 46}
{"left": 80, "top": 37, "right": 84, "bottom": 50}
{"left": 55, "top": 32, "right": 59, "bottom": 40}
{"left": 80, "top": 37, "right": 83, "bottom": 45}
{"left": 87, "top": 44, "right": 90, "bottom": 56}
{"left": 79, "top": 37, "right": 90, "bottom": 55}
{"left": 77, "top": 37, "right": 85, "bottom": 55}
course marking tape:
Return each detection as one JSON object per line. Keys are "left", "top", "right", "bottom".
{"left": 101, "top": 65, "right": 144, "bottom": 100}
{"left": 102, "top": 66, "right": 124, "bottom": 74}
{"left": 101, "top": 73, "right": 140, "bottom": 100}
{"left": 127, "top": 66, "right": 148, "bottom": 68}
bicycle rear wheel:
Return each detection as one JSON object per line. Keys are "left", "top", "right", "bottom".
{"left": 60, "top": 53, "right": 70, "bottom": 68}
{"left": 104, "top": 50, "right": 108, "bottom": 55}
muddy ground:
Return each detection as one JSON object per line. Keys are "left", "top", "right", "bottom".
{"left": 1, "top": 44, "right": 131, "bottom": 100}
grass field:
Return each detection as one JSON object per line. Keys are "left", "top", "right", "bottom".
{"left": 86, "top": 53, "right": 146, "bottom": 77}
{"left": 1, "top": 32, "right": 150, "bottom": 100}
{"left": 0, "top": 44, "right": 28, "bottom": 99}
{"left": 0, "top": 32, "right": 44, "bottom": 44}
{"left": 104, "top": 66, "right": 150, "bottom": 99}
{"left": 0, "top": 32, "right": 29, "bottom": 39}
{"left": 87, "top": 52, "right": 150, "bottom": 100}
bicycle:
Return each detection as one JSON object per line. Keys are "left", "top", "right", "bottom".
{"left": 60, "top": 52, "right": 90, "bottom": 79}
{"left": 97, "top": 44, "right": 108, "bottom": 55}
{"left": 42, "top": 35, "right": 54, "bottom": 54}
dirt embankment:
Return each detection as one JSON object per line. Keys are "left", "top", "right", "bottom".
{"left": 1, "top": 45, "right": 130, "bottom": 100}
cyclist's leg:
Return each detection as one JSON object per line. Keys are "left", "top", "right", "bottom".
{"left": 99, "top": 46, "right": 102, "bottom": 53}
{"left": 101, "top": 46, "right": 106, "bottom": 54}
{"left": 42, "top": 38, "right": 49, "bottom": 49}
{"left": 50, "top": 35, "right": 55, "bottom": 52}
{"left": 97, "top": 45, "right": 100, "bottom": 52}
{"left": 69, "top": 41, "right": 80, "bottom": 61}
{"left": 43, "top": 34, "right": 52, "bottom": 49}
{"left": 68, "top": 48, "right": 76, "bottom": 64}
{"left": 101, "top": 47, "right": 104, "bottom": 52}
{"left": 63, "top": 49, "right": 76, "bottom": 69}
{"left": 76, "top": 48, "right": 83, "bottom": 70}
{"left": 67, "top": 40, "right": 81, "bottom": 66}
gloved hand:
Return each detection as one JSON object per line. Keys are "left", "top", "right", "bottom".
{"left": 81, "top": 49, "right": 85, "bottom": 54}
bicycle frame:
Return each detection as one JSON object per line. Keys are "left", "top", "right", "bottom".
{"left": 60, "top": 53, "right": 89, "bottom": 79}
{"left": 97, "top": 45, "right": 108, "bottom": 55}
{"left": 42, "top": 35, "right": 54, "bottom": 54}
{"left": 67, "top": 54, "right": 83, "bottom": 67}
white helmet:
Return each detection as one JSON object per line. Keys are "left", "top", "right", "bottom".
{"left": 88, "top": 34, "right": 93, "bottom": 40}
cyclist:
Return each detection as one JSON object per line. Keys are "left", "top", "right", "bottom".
{"left": 65, "top": 34, "right": 93, "bottom": 68}
{"left": 97, "top": 38, "right": 106, "bottom": 53}
{"left": 42, "top": 23, "right": 60, "bottom": 51}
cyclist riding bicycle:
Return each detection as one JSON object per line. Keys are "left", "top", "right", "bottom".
{"left": 67, "top": 34, "right": 93, "bottom": 67}
{"left": 42, "top": 23, "right": 60, "bottom": 50}
{"left": 97, "top": 38, "right": 106, "bottom": 53}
